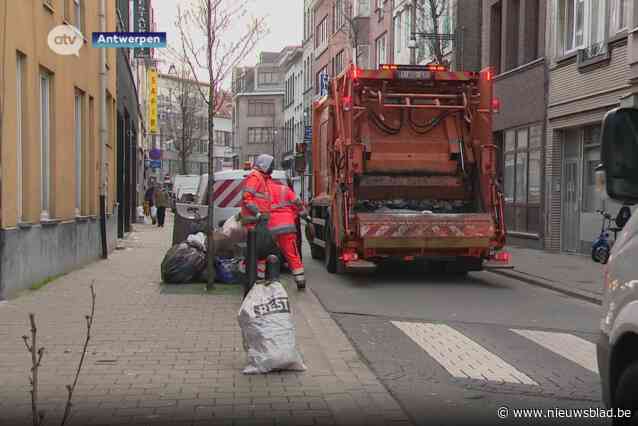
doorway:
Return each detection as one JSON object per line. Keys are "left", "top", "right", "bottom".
{"left": 561, "top": 130, "right": 581, "bottom": 252}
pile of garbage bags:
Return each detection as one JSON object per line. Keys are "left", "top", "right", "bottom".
{"left": 161, "top": 230, "right": 243, "bottom": 284}
{"left": 161, "top": 237, "right": 207, "bottom": 283}
{"left": 238, "top": 280, "right": 306, "bottom": 374}
{"left": 355, "top": 199, "right": 472, "bottom": 214}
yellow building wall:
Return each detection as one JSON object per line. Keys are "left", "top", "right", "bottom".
{"left": 0, "top": 0, "right": 117, "bottom": 228}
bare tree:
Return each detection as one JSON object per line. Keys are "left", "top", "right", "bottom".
{"left": 175, "top": 0, "right": 267, "bottom": 289}
{"left": 163, "top": 65, "right": 206, "bottom": 176}
{"left": 414, "top": 0, "right": 452, "bottom": 66}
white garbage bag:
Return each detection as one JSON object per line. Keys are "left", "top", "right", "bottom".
{"left": 186, "top": 232, "right": 207, "bottom": 252}
{"left": 222, "top": 213, "right": 245, "bottom": 243}
{"left": 238, "top": 282, "right": 307, "bottom": 374}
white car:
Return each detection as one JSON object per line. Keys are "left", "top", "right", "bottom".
{"left": 194, "top": 169, "right": 289, "bottom": 228}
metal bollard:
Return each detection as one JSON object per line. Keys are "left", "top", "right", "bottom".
{"left": 245, "top": 229, "right": 257, "bottom": 298}
{"left": 266, "top": 255, "right": 280, "bottom": 282}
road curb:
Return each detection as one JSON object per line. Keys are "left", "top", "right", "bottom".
{"left": 487, "top": 269, "right": 603, "bottom": 305}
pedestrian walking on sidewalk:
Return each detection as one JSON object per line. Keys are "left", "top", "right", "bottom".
{"left": 154, "top": 185, "right": 170, "bottom": 227}
{"left": 240, "top": 154, "right": 275, "bottom": 280}
{"left": 268, "top": 180, "right": 307, "bottom": 290}
{"left": 145, "top": 185, "right": 156, "bottom": 224}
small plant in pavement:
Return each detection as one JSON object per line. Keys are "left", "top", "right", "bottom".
{"left": 22, "top": 283, "right": 96, "bottom": 426}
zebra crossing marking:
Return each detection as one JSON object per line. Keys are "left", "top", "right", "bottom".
{"left": 511, "top": 329, "right": 598, "bottom": 374}
{"left": 391, "top": 321, "right": 538, "bottom": 385}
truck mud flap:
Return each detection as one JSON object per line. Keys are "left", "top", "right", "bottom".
{"left": 358, "top": 213, "right": 495, "bottom": 250}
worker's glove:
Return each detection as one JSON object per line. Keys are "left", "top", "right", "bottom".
{"left": 257, "top": 212, "right": 270, "bottom": 223}
{"left": 300, "top": 211, "right": 310, "bottom": 222}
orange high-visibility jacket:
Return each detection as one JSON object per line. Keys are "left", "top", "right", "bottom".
{"left": 267, "top": 182, "right": 302, "bottom": 236}
{"left": 240, "top": 169, "right": 272, "bottom": 222}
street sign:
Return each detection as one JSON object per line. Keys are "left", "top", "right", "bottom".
{"left": 133, "top": 0, "right": 151, "bottom": 58}
{"left": 148, "top": 68, "right": 158, "bottom": 133}
{"left": 149, "top": 147, "right": 161, "bottom": 160}
{"left": 304, "top": 126, "right": 312, "bottom": 141}
{"left": 320, "top": 73, "right": 329, "bottom": 96}
{"left": 149, "top": 160, "right": 161, "bottom": 169}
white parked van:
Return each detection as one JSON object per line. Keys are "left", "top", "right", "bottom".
{"left": 596, "top": 106, "right": 638, "bottom": 425}
{"left": 172, "top": 174, "right": 200, "bottom": 202}
{"left": 195, "top": 169, "right": 289, "bottom": 227}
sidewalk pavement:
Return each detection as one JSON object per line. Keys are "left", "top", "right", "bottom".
{"left": 488, "top": 245, "right": 605, "bottom": 304}
{"left": 0, "top": 217, "right": 411, "bottom": 426}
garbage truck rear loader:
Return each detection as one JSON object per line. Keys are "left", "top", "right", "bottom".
{"left": 306, "top": 64, "right": 507, "bottom": 274}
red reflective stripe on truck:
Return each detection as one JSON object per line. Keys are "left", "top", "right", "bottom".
{"left": 213, "top": 180, "right": 234, "bottom": 200}
{"left": 218, "top": 180, "right": 244, "bottom": 208}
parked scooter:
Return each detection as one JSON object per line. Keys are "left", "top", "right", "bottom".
{"left": 591, "top": 206, "right": 632, "bottom": 264}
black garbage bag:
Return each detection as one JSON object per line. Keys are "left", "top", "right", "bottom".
{"left": 161, "top": 242, "right": 207, "bottom": 284}
{"left": 255, "top": 221, "right": 279, "bottom": 259}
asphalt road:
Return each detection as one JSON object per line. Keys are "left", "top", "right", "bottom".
{"left": 302, "top": 248, "right": 608, "bottom": 426}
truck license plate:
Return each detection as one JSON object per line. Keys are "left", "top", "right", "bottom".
{"left": 397, "top": 70, "right": 431, "bottom": 80}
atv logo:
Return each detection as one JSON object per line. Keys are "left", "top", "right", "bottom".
{"left": 253, "top": 297, "right": 290, "bottom": 317}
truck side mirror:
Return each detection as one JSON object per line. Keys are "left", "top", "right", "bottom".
{"left": 601, "top": 107, "right": 638, "bottom": 204}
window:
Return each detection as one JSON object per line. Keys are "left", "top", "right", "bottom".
{"left": 506, "top": 0, "right": 520, "bottom": 70}
{"left": 557, "top": 0, "right": 606, "bottom": 56}
{"left": 75, "top": 90, "right": 85, "bottom": 216}
{"left": 490, "top": 2, "right": 503, "bottom": 73}
{"left": 583, "top": 125, "right": 602, "bottom": 213}
{"left": 16, "top": 53, "right": 26, "bottom": 222}
{"left": 375, "top": 0, "right": 384, "bottom": 18}
{"left": 333, "top": 0, "right": 344, "bottom": 32}
{"left": 404, "top": 8, "right": 412, "bottom": 50}
{"left": 40, "top": 71, "right": 52, "bottom": 221}
{"left": 611, "top": 0, "right": 629, "bottom": 33}
{"left": 316, "top": 16, "right": 328, "bottom": 49}
{"left": 355, "top": 0, "right": 370, "bottom": 17}
{"left": 416, "top": 0, "right": 453, "bottom": 63}
{"left": 375, "top": 33, "right": 387, "bottom": 67}
{"left": 258, "top": 71, "right": 279, "bottom": 85}
{"left": 524, "top": 0, "right": 540, "bottom": 62}
{"left": 503, "top": 124, "right": 543, "bottom": 235}
{"left": 335, "top": 50, "right": 344, "bottom": 75}
{"left": 248, "top": 127, "right": 274, "bottom": 144}
{"left": 394, "top": 12, "right": 402, "bottom": 57}
{"left": 248, "top": 102, "right": 274, "bottom": 116}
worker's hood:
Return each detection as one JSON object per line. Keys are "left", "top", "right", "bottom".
{"left": 254, "top": 154, "right": 275, "bottom": 175}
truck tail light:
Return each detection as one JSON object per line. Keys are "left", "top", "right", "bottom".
{"left": 352, "top": 66, "right": 360, "bottom": 80}
{"left": 491, "top": 98, "right": 501, "bottom": 113}
{"left": 341, "top": 250, "right": 359, "bottom": 263}
{"left": 492, "top": 251, "right": 511, "bottom": 263}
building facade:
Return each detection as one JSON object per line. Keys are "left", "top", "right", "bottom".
{"left": 302, "top": 0, "right": 316, "bottom": 198}
{"left": 116, "top": 0, "right": 145, "bottom": 238}
{"left": 157, "top": 73, "right": 233, "bottom": 178}
{"left": 232, "top": 51, "right": 288, "bottom": 167}
{"left": 481, "top": 0, "right": 548, "bottom": 249}
{"left": 312, "top": 0, "right": 372, "bottom": 98}
{"left": 545, "top": 0, "right": 633, "bottom": 253}
{"left": 0, "top": 0, "right": 118, "bottom": 299}
{"left": 282, "top": 47, "right": 305, "bottom": 178}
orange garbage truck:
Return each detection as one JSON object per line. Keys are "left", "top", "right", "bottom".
{"left": 305, "top": 63, "right": 507, "bottom": 274}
